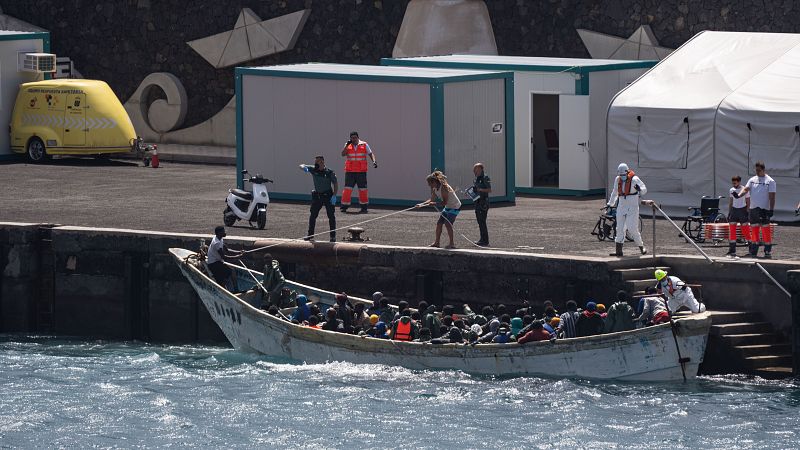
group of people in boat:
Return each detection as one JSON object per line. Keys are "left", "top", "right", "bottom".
{"left": 260, "top": 284, "right": 698, "bottom": 345}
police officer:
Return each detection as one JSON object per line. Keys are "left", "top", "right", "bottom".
{"left": 472, "top": 162, "right": 492, "bottom": 247}
{"left": 299, "top": 156, "right": 338, "bottom": 242}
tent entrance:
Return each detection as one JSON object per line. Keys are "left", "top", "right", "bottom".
{"left": 531, "top": 93, "right": 559, "bottom": 187}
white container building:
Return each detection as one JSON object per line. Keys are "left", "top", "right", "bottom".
{"left": 382, "top": 55, "right": 655, "bottom": 195}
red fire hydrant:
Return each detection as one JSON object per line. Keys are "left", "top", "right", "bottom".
{"left": 151, "top": 145, "right": 159, "bottom": 168}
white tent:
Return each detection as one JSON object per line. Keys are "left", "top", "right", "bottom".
{"left": 607, "top": 31, "right": 800, "bottom": 221}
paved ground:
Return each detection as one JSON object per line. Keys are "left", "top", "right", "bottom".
{"left": 2, "top": 156, "right": 800, "bottom": 261}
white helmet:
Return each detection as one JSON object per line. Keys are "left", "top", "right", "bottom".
{"left": 617, "top": 163, "right": 629, "bottom": 175}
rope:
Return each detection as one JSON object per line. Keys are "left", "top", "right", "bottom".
{"left": 242, "top": 205, "right": 420, "bottom": 254}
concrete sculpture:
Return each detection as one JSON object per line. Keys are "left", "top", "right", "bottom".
{"left": 577, "top": 25, "right": 673, "bottom": 60}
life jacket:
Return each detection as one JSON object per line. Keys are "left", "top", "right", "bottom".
{"left": 394, "top": 319, "right": 412, "bottom": 341}
{"left": 617, "top": 170, "right": 636, "bottom": 196}
{"left": 344, "top": 142, "right": 369, "bottom": 172}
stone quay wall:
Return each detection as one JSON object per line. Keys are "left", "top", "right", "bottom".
{"left": 4, "top": 1, "right": 799, "bottom": 128}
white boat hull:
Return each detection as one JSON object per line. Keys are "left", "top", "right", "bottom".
{"left": 171, "top": 248, "right": 711, "bottom": 381}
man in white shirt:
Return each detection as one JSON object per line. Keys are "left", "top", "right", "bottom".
{"left": 726, "top": 175, "right": 750, "bottom": 257}
{"left": 207, "top": 226, "right": 243, "bottom": 290}
{"left": 740, "top": 161, "right": 777, "bottom": 258}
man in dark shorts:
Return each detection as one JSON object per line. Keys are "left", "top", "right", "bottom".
{"left": 340, "top": 131, "right": 377, "bottom": 213}
{"left": 206, "top": 226, "right": 243, "bottom": 290}
{"left": 726, "top": 175, "right": 750, "bottom": 257}
{"left": 300, "top": 155, "right": 338, "bottom": 242}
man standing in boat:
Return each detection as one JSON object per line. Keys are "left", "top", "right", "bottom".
{"left": 206, "top": 225, "right": 244, "bottom": 291}
{"left": 606, "top": 163, "right": 647, "bottom": 257}
{"left": 299, "top": 155, "right": 338, "bottom": 242}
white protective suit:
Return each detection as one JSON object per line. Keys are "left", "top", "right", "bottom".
{"left": 658, "top": 275, "right": 706, "bottom": 314}
{"left": 607, "top": 172, "right": 647, "bottom": 245}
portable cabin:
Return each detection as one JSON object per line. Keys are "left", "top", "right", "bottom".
{"left": 382, "top": 55, "right": 655, "bottom": 195}
{"left": 235, "top": 63, "right": 514, "bottom": 205}
{"left": 607, "top": 31, "right": 800, "bottom": 221}
{"left": 0, "top": 31, "right": 51, "bottom": 159}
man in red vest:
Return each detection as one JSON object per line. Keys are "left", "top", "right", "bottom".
{"left": 340, "top": 131, "right": 377, "bottom": 213}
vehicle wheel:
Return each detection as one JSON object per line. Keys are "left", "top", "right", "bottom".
{"left": 223, "top": 207, "right": 236, "bottom": 227}
{"left": 27, "top": 138, "right": 47, "bottom": 162}
{"left": 257, "top": 209, "right": 267, "bottom": 230}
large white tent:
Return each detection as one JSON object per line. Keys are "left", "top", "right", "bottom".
{"left": 608, "top": 31, "right": 800, "bottom": 221}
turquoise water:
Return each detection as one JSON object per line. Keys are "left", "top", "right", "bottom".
{"left": 1, "top": 335, "right": 798, "bottom": 449}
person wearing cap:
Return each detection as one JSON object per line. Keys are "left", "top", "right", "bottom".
{"left": 604, "top": 291, "right": 636, "bottom": 333}
{"left": 206, "top": 225, "right": 244, "bottom": 290}
{"left": 340, "top": 131, "right": 377, "bottom": 213}
{"left": 596, "top": 304, "right": 607, "bottom": 318}
{"left": 636, "top": 286, "right": 670, "bottom": 325}
{"left": 739, "top": 161, "right": 777, "bottom": 258}
{"left": 299, "top": 155, "right": 338, "bottom": 242}
{"left": 606, "top": 162, "right": 648, "bottom": 257}
{"left": 575, "top": 301, "right": 605, "bottom": 337}
{"left": 290, "top": 294, "right": 311, "bottom": 323}
{"left": 654, "top": 270, "right": 705, "bottom": 314}
{"left": 492, "top": 324, "right": 514, "bottom": 343}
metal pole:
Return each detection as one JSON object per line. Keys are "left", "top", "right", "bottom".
{"left": 754, "top": 262, "right": 792, "bottom": 298}
{"left": 651, "top": 203, "right": 657, "bottom": 261}
{"left": 645, "top": 200, "right": 715, "bottom": 264}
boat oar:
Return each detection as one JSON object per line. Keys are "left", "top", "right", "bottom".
{"left": 663, "top": 297, "right": 689, "bottom": 382}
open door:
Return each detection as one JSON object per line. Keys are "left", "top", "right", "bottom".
{"left": 558, "top": 95, "right": 590, "bottom": 191}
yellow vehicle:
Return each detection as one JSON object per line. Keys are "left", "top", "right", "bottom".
{"left": 10, "top": 79, "right": 136, "bottom": 162}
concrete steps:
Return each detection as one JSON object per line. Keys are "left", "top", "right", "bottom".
{"left": 708, "top": 310, "right": 792, "bottom": 377}
{"left": 614, "top": 266, "right": 671, "bottom": 281}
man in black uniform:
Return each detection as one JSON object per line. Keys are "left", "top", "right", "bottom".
{"left": 299, "top": 156, "right": 338, "bottom": 242}
{"left": 471, "top": 162, "right": 492, "bottom": 247}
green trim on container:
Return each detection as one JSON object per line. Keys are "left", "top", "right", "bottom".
{"left": 516, "top": 187, "right": 604, "bottom": 197}
{"left": 235, "top": 70, "right": 244, "bottom": 190}
{"left": 236, "top": 66, "right": 510, "bottom": 85}
{"left": 575, "top": 71, "right": 590, "bottom": 95}
{"left": 381, "top": 57, "right": 657, "bottom": 74}
{"left": 0, "top": 31, "right": 50, "bottom": 42}
{"left": 504, "top": 76, "right": 515, "bottom": 202}
{"left": 429, "top": 83, "right": 445, "bottom": 173}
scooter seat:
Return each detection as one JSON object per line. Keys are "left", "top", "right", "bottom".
{"left": 231, "top": 189, "right": 253, "bottom": 200}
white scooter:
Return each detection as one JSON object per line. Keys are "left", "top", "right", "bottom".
{"left": 223, "top": 170, "right": 273, "bottom": 229}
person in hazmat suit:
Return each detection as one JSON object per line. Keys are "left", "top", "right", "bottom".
{"left": 607, "top": 163, "right": 647, "bottom": 257}
{"left": 654, "top": 269, "right": 706, "bottom": 314}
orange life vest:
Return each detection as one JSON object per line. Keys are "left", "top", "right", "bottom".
{"left": 344, "top": 142, "right": 369, "bottom": 172}
{"left": 617, "top": 170, "right": 636, "bottom": 196}
{"left": 393, "top": 320, "right": 412, "bottom": 341}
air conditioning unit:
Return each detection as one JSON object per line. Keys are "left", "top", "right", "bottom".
{"left": 18, "top": 52, "right": 57, "bottom": 73}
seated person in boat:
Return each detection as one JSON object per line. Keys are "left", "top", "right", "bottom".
{"left": 431, "top": 326, "right": 465, "bottom": 344}
{"left": 371, "top": 321, "right": 389, "bottom": 339}
{"left": 306, "top": 316, "right": 321, "bottom": 329}
{"left": 604, "top": 291, "right": 636, "bottom": 333}
{"left": 557, "top": 300, "right": 580, "bottom": 338}
{"left": 636, "top": 287, "right": 670, "bottom": 326}
{"left": 510, "top": 317, "right": 524, "bottom": 338}
{"left": 291, "top": 295, "right": 311, "bottom": 323}
{"left": 321, "top": 308, "right": 345, "bottom": 333}
{"left": 351, "top": 303, "right": 371, "bottom": 334}
{"left": 367, "top": 293, "right": 394, "bottom": 323}
{"left": 465, "top": 324, "right": 483, "bottom": 344}
{"left": 390, "top": 314, "right": 417, "bottom": 341}
{"left": 477, "top": 318, "right": 501, "bottom": 343}
{"left": 334, "top": 293, "right": 354, "bottom": 333}
{"left": 260, "top": 253, "right": 285, "bottom": 306}
{"left": 517, "top": 320, "right": 552, "bottom": 344}
{"left": 543, "top": 316, "right": 559, "bottom": 336}
{"left": 359, "top": 314, "right": 380, "bottom": 336}
{"left": 420, "top": 303, "right": 443, "bottom": 339}
{"left": 414, "top": 328, "right": 433, "bottom": 342}
{"left": 207, "top": 225, "right": 244, "bottom": 291}
{"left": 492, "top": 324, "right": 514, "bottom": 343}
{"left": 596, "top": 304, "right": 607, "bottom": 318}
{"left": 541, "top": 301, "right": 559, "bottom": 321}
{"left": 575, "top": 302, "right": 605, "bottom": 337}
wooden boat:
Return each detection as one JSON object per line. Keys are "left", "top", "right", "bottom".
{"left": 170, "top": 248, "right": 712, "bottom": 381}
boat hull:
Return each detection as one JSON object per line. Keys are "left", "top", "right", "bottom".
{"left": 171, "top": 248, "right": 711, "bottom": 381}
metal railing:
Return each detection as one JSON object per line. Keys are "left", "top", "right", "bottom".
{"left": 642, "top": 200, "right": 791, "bottom": 299}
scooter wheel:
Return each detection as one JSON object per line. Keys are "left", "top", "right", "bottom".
{"left": 256, "top": 210, "right": 267, "bottom": 230}
{"left": 223, "top": 211, "right": 236, "bottom": 227}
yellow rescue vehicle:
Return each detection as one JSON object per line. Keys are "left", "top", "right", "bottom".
{"left": 10, "top": 79, "right": 136, "bottom": 162}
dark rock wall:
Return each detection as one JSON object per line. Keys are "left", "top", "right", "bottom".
{"left": 3, "top": 0, "right": 799, "bottom": 127}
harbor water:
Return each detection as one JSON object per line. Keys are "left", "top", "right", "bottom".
{"left": 1, "top": 335, "right": 799, "bottom": 449}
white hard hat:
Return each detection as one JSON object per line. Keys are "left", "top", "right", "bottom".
{"left": 617, "top": 163, "right": 629, "bottom": 175}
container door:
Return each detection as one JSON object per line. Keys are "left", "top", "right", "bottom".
{"left": 64, "top": 93, "right": 86, "bottom": 146}
{"left": 558, "top": 95, "right": 590, "bottom": 191}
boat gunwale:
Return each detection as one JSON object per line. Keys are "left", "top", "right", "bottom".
{"left": 171, "top": 248, "right": 712, "bottom": 359}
